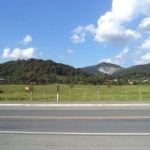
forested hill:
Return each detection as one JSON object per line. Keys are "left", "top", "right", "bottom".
{"left": 0, "top": 58, "right": 92, "bottom": 84}
{"left": 112, "top": 63, "right": 150, "bottom": 78}
{"left": 82, "top": 62, "right": 122, "bottom": 75}
{"left": 1, "top": 58, "right": 150, "bottom": 85}
{"left": 82, "top": 61, "right": 150, "bottom": 79}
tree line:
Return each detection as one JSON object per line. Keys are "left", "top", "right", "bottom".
{"left": 0, "top": 58, "right": 149, "bottom": 85}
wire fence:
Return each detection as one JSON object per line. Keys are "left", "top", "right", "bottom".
{"left": 1, "top": 90, "right": 150, "bottom": 102}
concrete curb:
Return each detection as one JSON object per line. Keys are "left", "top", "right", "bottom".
{"left": 1, "top": 103, "right": 150, "bottom": 107}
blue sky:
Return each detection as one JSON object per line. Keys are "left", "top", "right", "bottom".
{"left": 1, "top": 0, "right": 150, "bottom": 68}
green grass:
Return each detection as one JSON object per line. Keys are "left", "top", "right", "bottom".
{"left": 0, "top": 84, "right": 150, "bottom": 102}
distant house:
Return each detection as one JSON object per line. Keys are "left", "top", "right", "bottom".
{"left": 142, "top": 80, "right": 148, "bottom": 83}
{"left": 0, "top": 78, "right": 5, "bottom": 83}
{"left": 104, "top": 79, "right": 117, "bottom": 85}
{"left": 128, "top": 80, "right": 138, "bottom": 85}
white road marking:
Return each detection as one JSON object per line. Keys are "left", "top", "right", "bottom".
{"left": 0, "top": 131, "right": 150, "bottom": 136}
{"left": 0, "top": 116, "right": 150, "bottom": 119}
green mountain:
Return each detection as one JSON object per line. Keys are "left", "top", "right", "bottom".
{"left": 0, "top": 58, "right": 91, "bottom": 84}
{"left": 81, "top": 62, "right": 122, "bottom": 75}
{"left": 1, "top": 58, "right": 150, "bottom": 85}
{"left": 112, "top": 63, "right": 150, "bottom": 78}
{"left": 81, "top": 62, "right": 150, "bottom": 79}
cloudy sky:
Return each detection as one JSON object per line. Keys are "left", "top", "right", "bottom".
{"left": 1, "top": 0, "right": 150, "bottom": 68}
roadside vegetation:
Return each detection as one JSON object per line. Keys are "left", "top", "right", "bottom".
{"left": 1, "top": 59, "right": 150, "bottom": 102}
{"left": 0, "top": 84, "right": 150, "bottom": 102}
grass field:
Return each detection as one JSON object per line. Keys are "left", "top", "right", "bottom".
{"left": 0, "top": 84, "right": 150, "bottom": 102}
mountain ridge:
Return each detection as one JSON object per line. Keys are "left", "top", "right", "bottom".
{"left": 81, "top": 62, "right": 150, "bottom": 79}
{"left": 1, "top": 59, "right": 150, "bottom": 83}
{"left": 81, "top": 62, "right": 122, "bottom": 75}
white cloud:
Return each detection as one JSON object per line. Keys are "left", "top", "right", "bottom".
{"left": 141, "top": 36, "right": 150, "bottom": 50}
{"left": 67, "top": 49, "right": 74, "bottom": 54}
{"left": 133, "top": 59, "right": 144, "bottom": 65}
{"left": 71, "top": 0, "right": 150, "bottom": 45}
{"left": 73, "top": 26, "right": 84, "bottom": 34}
{"left": 100, "top": 58, "right": 115, "bottom": 64}
{"left": 133, "top": 36, "right": 150, "bottom": 65}
{"left": 71, "top": 34, "right": 85, "bottom": 43}
{"left": 100, "top": 47, "right": 129, "bottom": 66}
{"left": 111, "top": 0, "right": 150, "bottom": 22}
{"left": 112, "top": 0, "right": 136, "bottom": 22}
{"left": 2, "top": 48, "right": 11, "bottom": 58}
{"left": 131, "top": 46, "right": 142, "bottom": 59}
{"left": 141, "top": 52, "right": 150, "bottom": 60}
{"left": 138, "top": 17, "right": 150, "bottom": 33}
{"left": 71, "top": 24, "right": 95, "bottom": 43}
{"left": 19, "top": 35, "right": 33, "bottom": 45}
{"left": 115, "top": 46, "right": 129, "bottom": 58}
{"left": 94, "top": 0, "right": 147, "bottom": 45}
{"left": 2, "top": 47, "right": 36, "bottom": 59}
{"left": 134, "top": 52, "right": 150, "bottom": 65}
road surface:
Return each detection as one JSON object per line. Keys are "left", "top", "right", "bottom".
{"left": 0, "top": 103, "right": 150, "bottom": 150}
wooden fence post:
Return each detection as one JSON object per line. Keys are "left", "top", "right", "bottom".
{"left": 18, "top": 92, "right": 20, "bottom": 101}
{"left": 84, "top": 91, "right": 86, "bottom": 100}
{"left": 140, "top": 91, "right": 142, "bottom": 100}
{"left": 6, "top": 92, "right": 8, "bottom": 101}
{"left": 31, "top": 91, "right": 33, "bottom": 101}
{"left": 44, "top": 90, "right": 46, "bottom": 101}
{"left": 97, "top": 91, "right": 99, "bottom": 100}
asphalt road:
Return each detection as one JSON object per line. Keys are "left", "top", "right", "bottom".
{"left": 0, "top": 105, "right": 150, "bottom": 149}
{"left": 0, "top": 106, "right": 150, "bottom": 133}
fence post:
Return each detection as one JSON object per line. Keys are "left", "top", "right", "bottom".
{"left": 18, "top": 91, "right": 20, "bottom": 101}
{"left": 6, "top": 92, "right": 8, "bottom": 101}
{"left": 140, "top": 91, "right": 142, "bottom": 100}
{"left": 97, "top": 91, "right": 99, "bottom": 100}
{"left": 56, "top": 85, "right": 60, "bottom": 102}
{"left": 31, "top": 91, "right": 33, "bottom": 101}
{"left": 44, "top": 90, "right": 46, "bottom": 101}
{"left": 111, "top": 91, "right": 113, "bottom": 100}
{"left": 70, "top": 90, "right": 71, "bottom": 101}
{"left": 126, "top": 91, "right": 127, "bottom": 100}
{"left": 84, "top": 91, "right": 86, "bottom": 100}
{"left": 57, "top": 93, "right": 59, "bottom": 102}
